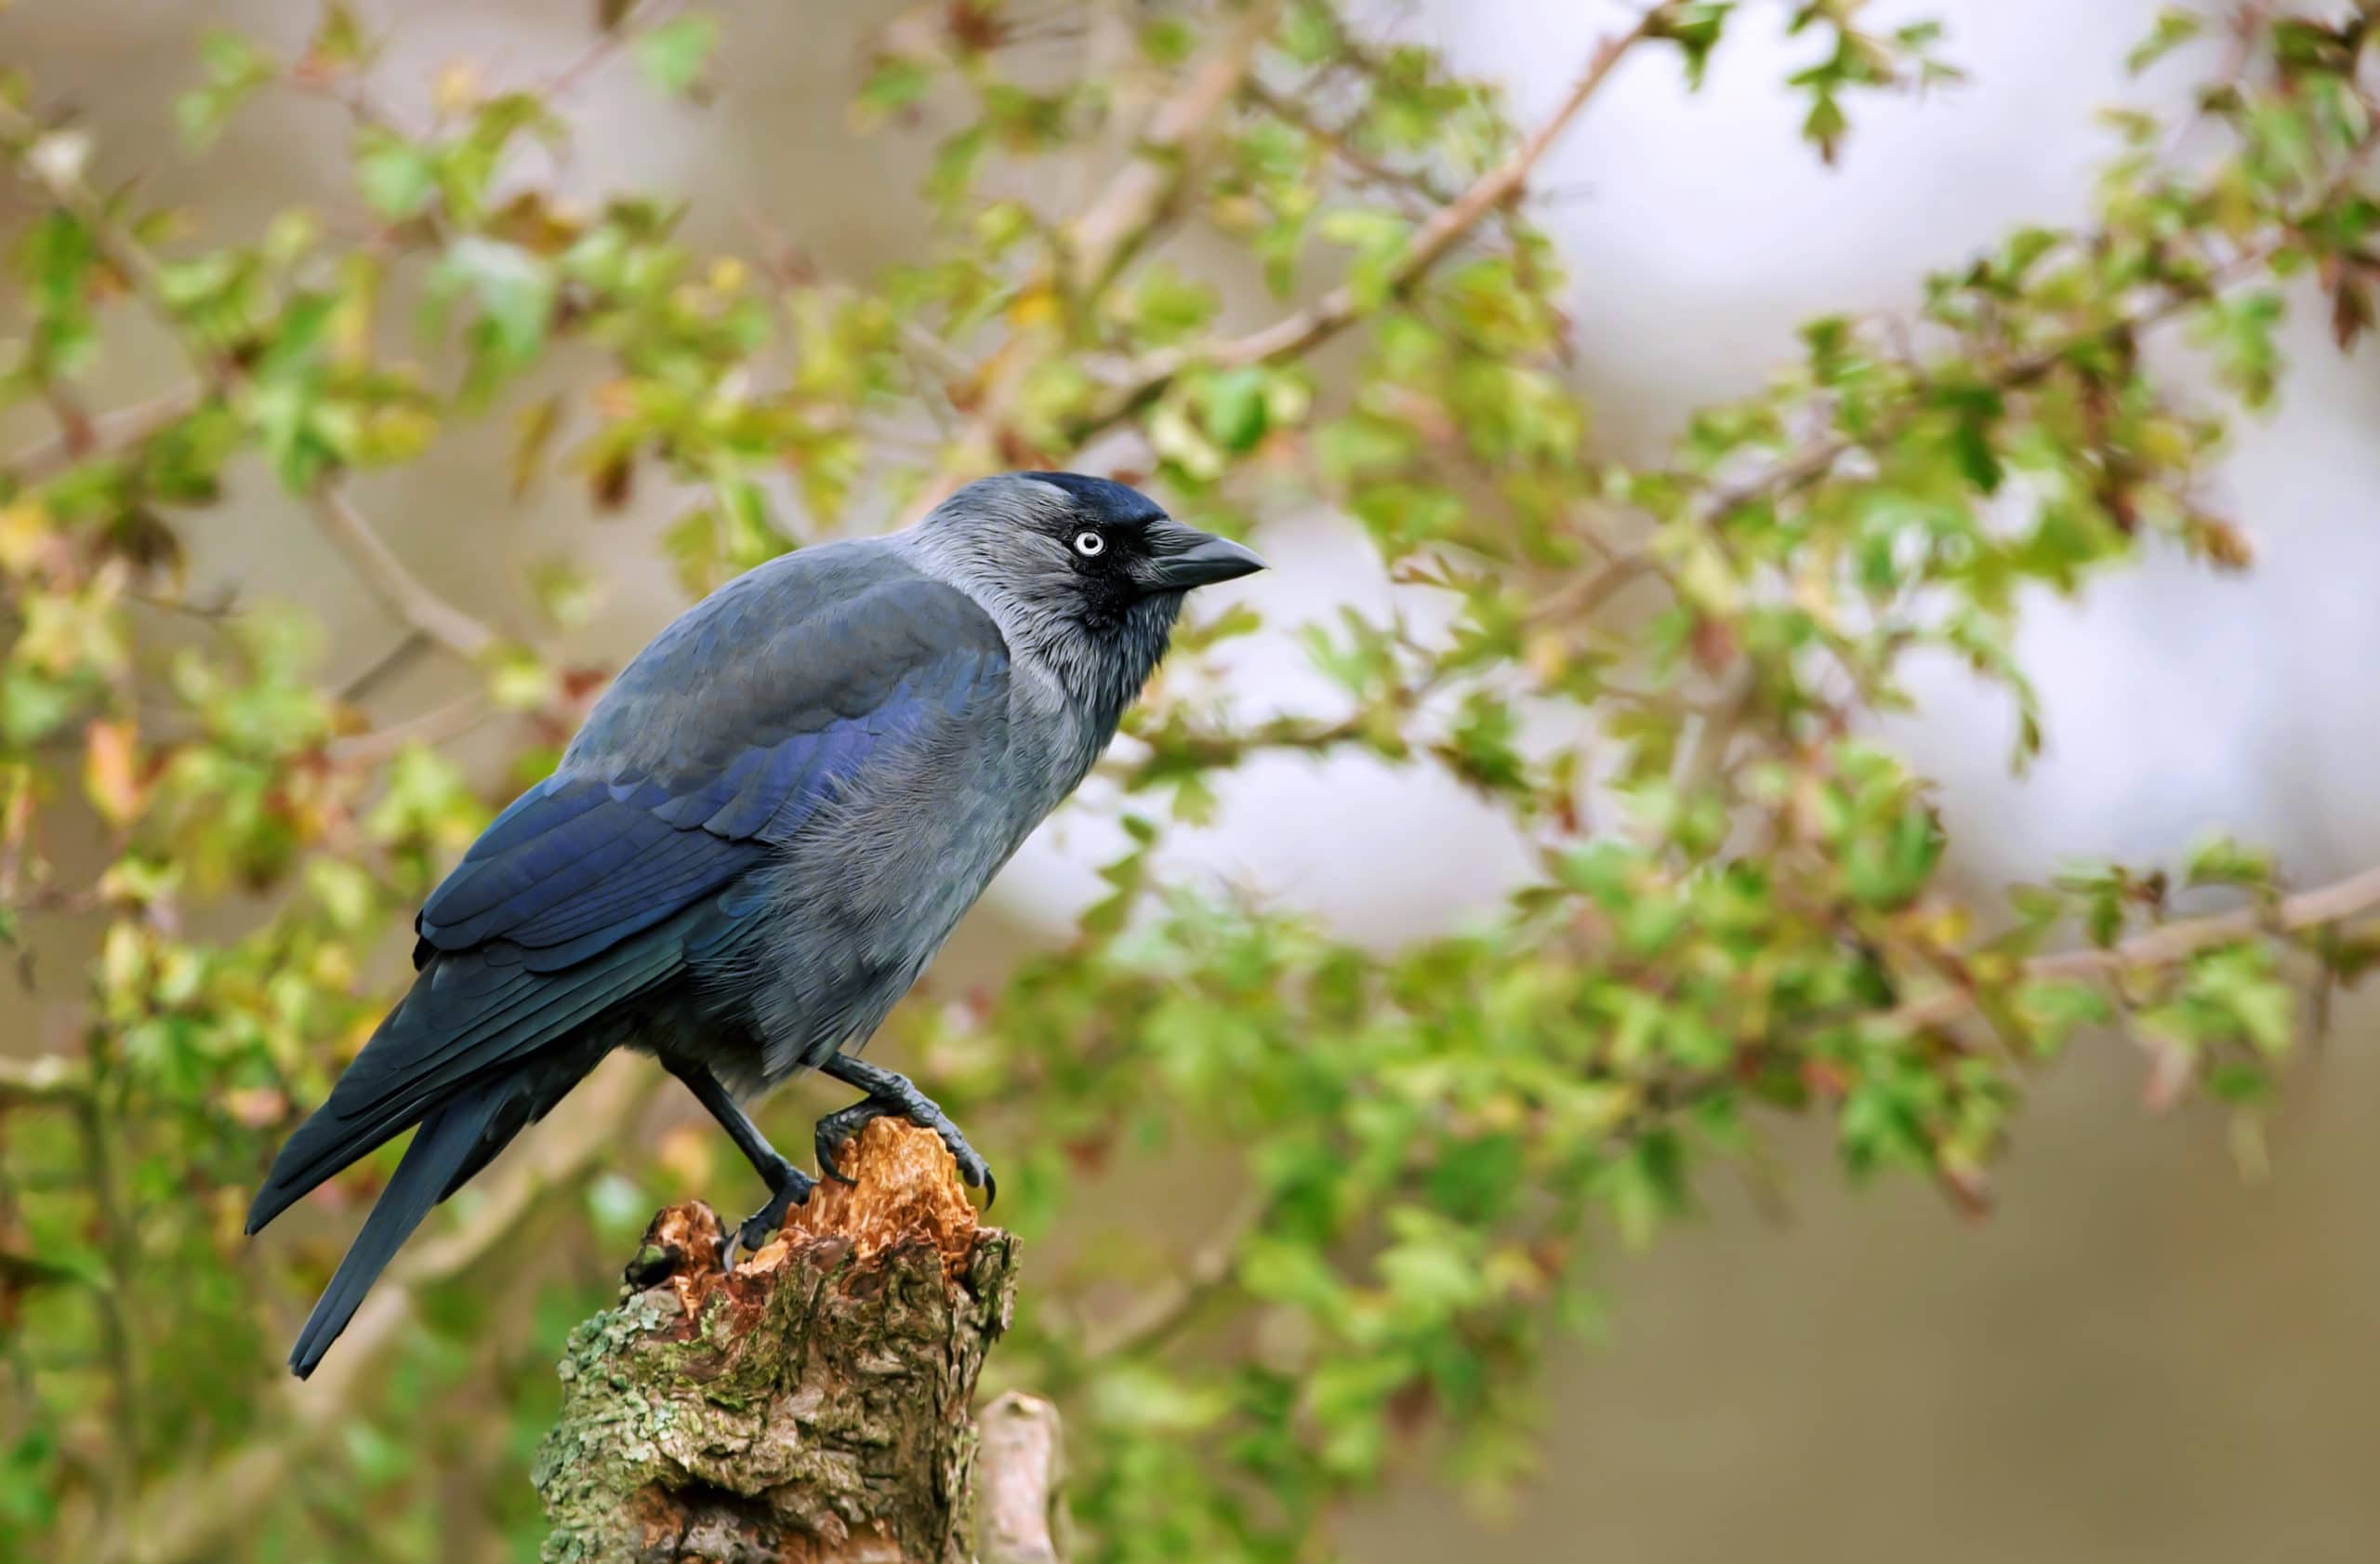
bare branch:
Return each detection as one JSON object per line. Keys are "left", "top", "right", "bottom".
{"left": 325, "top": 694, "right": 495, "bottom": 766}
{"left": 1064, "top": 0, "right": 1286, "bottom": 296}
{"left": 311, "top": 486, "right": 499, "bottom": 663}
{"left": 545, "top": 0, "right": 692, "bottom": 99}
{"left": 1895, "top": 861, "right": 2380, "bottom": 1033}
{"left": 976, "top": 1392, "right": 1066, "bottom": 1564}
{"left": 6, "top": 387, "right": 204, "bottom": 487}
{"left": 1205, "top": 8, "right": 1662, "bottom": 370}
{"left": 0, "top": 1052, "right": 88, "bottom": 1106}
{"left": 1081, "top": 1184, "right": 1266, "bottom": 1359}
{"left": 116, "top": 1060, "right": 658, "bottom": 1564}
{"left": 1081, "top": 4, "right": 1672, "bottom": 431}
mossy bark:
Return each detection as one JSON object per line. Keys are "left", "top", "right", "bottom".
{"left": 536, "top": 1119, "right": 1019, "bottom": 1563}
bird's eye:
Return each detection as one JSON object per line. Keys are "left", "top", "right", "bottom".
{"left": 1073, "top": 530, "right": 1106, "bottom": 558}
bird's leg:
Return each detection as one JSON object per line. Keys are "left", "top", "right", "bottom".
{"left": 814, "top": 1054, "right": 995, "bottom": 1205}
{"left": 664, "top": 1059, "right": 815, "bottom": 1264}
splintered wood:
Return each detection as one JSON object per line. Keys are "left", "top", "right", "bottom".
{"left": 759, "top": 1115, "right": 981, "bottom": 1279}
{"left": 536, "top": 1118, "right": 1017, "bottom": 1564}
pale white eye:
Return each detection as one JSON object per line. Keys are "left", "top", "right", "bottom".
{"left": 1073, "top": 530, "right": 1105, "bottom": 557}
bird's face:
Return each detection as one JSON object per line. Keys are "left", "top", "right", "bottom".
{"left": 927, "top": 471, "right": 1266, "bottom": 634}
{"left": 915, "top": 471, "right": 1266, "bottom": 731}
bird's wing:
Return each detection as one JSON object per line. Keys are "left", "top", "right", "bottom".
{"left": 413, "top": 564, "right": 1011, "bottom": 974}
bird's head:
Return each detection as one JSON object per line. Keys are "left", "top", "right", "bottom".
{"left": 910, "top": 471, "right": 1264, "bottom": 722}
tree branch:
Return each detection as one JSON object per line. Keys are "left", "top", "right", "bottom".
{"left": 115, "top": 1059, "right": 657, "bottom": 1564}
{"left": 0, "top": 1052, "right": 89, "bottom": 1105}
{"left": 311, "top": 486, "right": 499, "bottom": 663}
{"left": 2, "top": 97, "right": 505, "bottom": 682}
{"left": 1080, "top": 1185, "right": 1265, "bottom": 1360}
{"left": 1696, "top": 113, "right": 2380, "bottom": 526}
{"left": 899, "top": 3, "right": 1284, "bottom": 524}
{"left": 536, "top": 1118, "right": 1015, "bottom": 1562}
{"left": 975, "top": 1392, "right": 1066, "bottom": 1564}
{"left": 1063, "top": 0, "right": 1286, "bottom": 298}
{"left": 4, "top": 387, "right": 202, "bottom": 486}
{"left": 1896, "top": 859, "right": 2380, "bottom": 1033}
{"left": 1210, "top": 7, "right": 1662, "bottom": 369}
{"left": 1080, "top": 3, "right": 1672, "bottom": 431}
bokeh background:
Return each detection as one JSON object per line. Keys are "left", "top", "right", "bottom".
{"left": 6, "top": 1, "right": 2377, "bottom": 1559}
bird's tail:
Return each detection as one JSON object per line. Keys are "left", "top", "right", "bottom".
{"left": 285, "top": 1085, "right": 510, "bottom": 1379}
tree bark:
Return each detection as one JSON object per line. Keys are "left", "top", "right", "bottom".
{"left": 536, "top": 1119, "right": 1021, "bottom": 1563}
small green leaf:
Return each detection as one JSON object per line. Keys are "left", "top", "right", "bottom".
{"left": 353, "top": 128, "right": 439, "bottom": 219}
{"left": 634, "top": 13, "right": 720, "bottom": 99}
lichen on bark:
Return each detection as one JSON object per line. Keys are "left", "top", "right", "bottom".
{"left": 536, "top": 1118, "right": 1019, "bottom": 1563}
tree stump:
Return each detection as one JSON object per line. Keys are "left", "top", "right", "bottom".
{"left": 536, "top": 1118, "right": 1019, "bottom": 1563}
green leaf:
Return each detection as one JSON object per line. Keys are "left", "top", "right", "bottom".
{"left": 353, "top": 128, "right": 439, "bottom": 219}
{"left": 2127, "top": 8, "right": 2202, "bottom": 75}
{"left": 634, "top": 13, "right": 721, "bottom": 99}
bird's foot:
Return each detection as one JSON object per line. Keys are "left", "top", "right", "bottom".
{"left": 718, "top": 1159, "right": 816, "bottom": 1270}
{"left": 814, "top": 1076, "right": 995, "bottom": 1206}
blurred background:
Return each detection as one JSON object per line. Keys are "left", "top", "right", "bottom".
{"left": 6, "top": 1, "right": 2378, "bottom": 1559}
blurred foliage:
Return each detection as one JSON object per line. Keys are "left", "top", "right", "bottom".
{"left": 5, "top": 1, "right": 2380, "bottom": 1559}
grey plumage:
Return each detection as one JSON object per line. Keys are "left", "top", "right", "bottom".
{"left": 248, "top": 472, "right": 1263, "bottom": 1377}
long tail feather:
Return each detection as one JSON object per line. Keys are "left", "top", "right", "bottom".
{"left": 286, "top": 1087, "right": 507, "bottom": 1379}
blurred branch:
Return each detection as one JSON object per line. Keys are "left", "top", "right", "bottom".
{"left": 975, "top": 1392, "right": 1066, "bottom": 1564}
{"left": 5, "top": 387, "right": 202, "bottom": 486}
{"left": 0, "top": 1053, "right": 88, "bottom": 1105}
{"left": 311, "top": 486, "right": 498, "bottom": 663}
{"left": 325, "top": 694, "right": 496, "bottom": 765}
{"left": 1064, "top": 0, "right": 1286, "bottom": 297}
{"left": 1524, "top": 550, "right": 1662, "bottom": 627}
{"left": 1208, "top": 7, "right": 1664, "bottom": 367}
{"left": 903, "top": 3, "right": 1283, "bottom": 522}
{"left": 1086, "top": 3, "right": 1673, "bottom": 428}
{"left": 116, "top": 1058, "right": 657, "bottom": 1564}
{"left": 1897, "top": 860, "right": 2380, "bottom": 1033}
{"left": 1697, "top": 120, "right": 2380, "bottom": 525}
{"left": 546, "top": 0, "right": 691, "bottom": 99}
{"left": 1, "top": 95, "right": 503, "bottom": 684}
{"left": 1081, "top": 1185, "right": 1266, "bottom": 1360}
{"left": 1242, "top": 77, "right": 1465, "bottom": 211}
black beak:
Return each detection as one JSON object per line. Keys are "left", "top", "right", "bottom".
{"left": 1140, "top": 521, "right": 1267, "bottom": 591}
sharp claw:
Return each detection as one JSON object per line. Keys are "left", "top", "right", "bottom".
{"left": 981, "top": 1168, "right": 997, "bottom": 1209}
{"left": 818, "top": 1130, "right": 860, "bottom": 1185}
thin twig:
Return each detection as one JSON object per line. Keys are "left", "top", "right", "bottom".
{"left": 1215, "top": 10, "right": 1659, "bottom": 366}
{"left": 1081, "top": 1184, "right": 1267, "bottom": 1360}
{"left": 311, "top": 486, "right": 499, "bottom": 662}
{"left": 1242, "top": 76, "right": 1465, "bottom": 211}
{"left": 1064, "top": 0, "right": 1287, "bottom": 297}
{"left": 0, "top": 1052, "right": 89, "bottom": 1105}
{"left": 545, "top": 0, "right": 692, "bottom": 100}
{"left": 114, "top": 1059, "right": 658, "bottom": 1564}
{"left": 899, "top": 3, "right": 1287, "bottom": 524}
{"left": 325, "top": 694, "right": 495, "bottom": 766}
{"left": 1893, "top": 860, "right": 2380, "bottom": 1033}
{"left": 1698, "top": 113, "right": 2380, "bottom": 524}
{"left": 1523, "top": 550, "right": 1660, "bottom": 628}
{"left": 1082, "top": 4, "right": 1672, "bottom": 431}
{"left": 3, "top": 97, "right": 506, "bottom": 686}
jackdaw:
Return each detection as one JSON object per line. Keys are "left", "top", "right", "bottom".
{"left": 247, "top": 471, "right": 1263, "bottom": 1377}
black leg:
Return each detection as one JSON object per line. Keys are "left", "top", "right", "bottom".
{"left": 815, "top": 1054, "right": 994, "bottom": 1205}
{"left": 664, "top": 1058, "right": 815, "bottom": 1261}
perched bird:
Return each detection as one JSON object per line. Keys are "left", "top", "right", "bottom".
{"left": 248, "top": 472, "right": 1263, "bottom": 1377}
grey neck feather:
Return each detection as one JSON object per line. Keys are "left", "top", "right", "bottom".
{"left": 896, "top": 500, "right": 1182, "bottom": 744}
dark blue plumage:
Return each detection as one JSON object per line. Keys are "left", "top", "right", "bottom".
{"left": 249, "top": 473, "right": 1263, "bottom": 1377}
